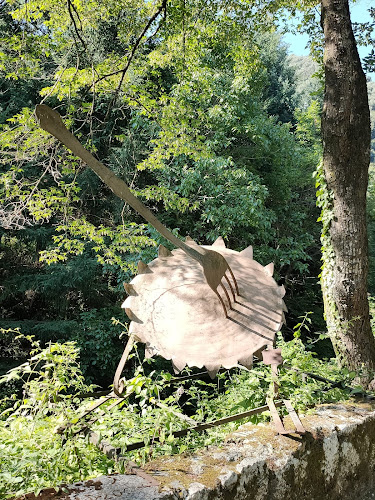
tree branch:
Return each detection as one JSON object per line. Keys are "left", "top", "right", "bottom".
{"left": 103, "top": 0, "right": 167, "bottom": 121}
{"left": 66, "top": 0, "right": 87, "bottom": 51}
{"left": 96, "top": 0, "right": 167, "bottom": 87}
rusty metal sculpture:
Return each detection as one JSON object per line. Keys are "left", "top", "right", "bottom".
{"left": 35, "top": 104, "right": 304, "bottom": 436}
{"left": 118, "top": 239, "right": 284, "bottom": 377}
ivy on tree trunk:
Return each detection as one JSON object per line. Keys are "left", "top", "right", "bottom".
{"left": 321, "top": 0, "right": 375, "bottom": 378}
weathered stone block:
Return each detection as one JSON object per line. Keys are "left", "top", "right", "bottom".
{"left": 31, "top": 402, "right": 375, "bottom": 500}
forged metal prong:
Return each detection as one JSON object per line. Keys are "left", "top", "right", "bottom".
{"left": 212, "top": 236, "right": 226, "bottom": 248}
{"left": 240, "top": 245, "right": 253, "bottom": 259}
{"left": 124, "top": 283, "right": 137, "bottom": 296}
{"left": 158, "top": 244, "right": 172, "bottom": 257}
{"left": 264, "top": 262, "right": 274, "bottom": 276}
{"left": 138, "top": 261, "right": 151, "bottom": 274}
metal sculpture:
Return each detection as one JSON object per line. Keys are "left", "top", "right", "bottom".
{"left": 35, "top": 104, "right": 304, "bottom": 436}
{"left": 119, "top": 239, "right": 285, "bottom": 378}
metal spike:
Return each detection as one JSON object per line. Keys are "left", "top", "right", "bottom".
{"left": 158, "top": 244, "right": 172, "bottom": 257}
{"left": 238, "top": 355, "right": 253, "bottom": 370}
{"left": 185, "top": 236, "right": 199, "bottom": 247}
{"left": 123, "top": 283, "right": 137, "bottom": 296}
{"left": 187, "top": 361, "right": 204, "bottom": 370}
{"left": 212, "top": 236, "right": 226, "bottom": 247}
{"left": 262, "top": 348, "right": 283, "bottom": 366}
{"left": 264, "top": 262, "right": 274, "bottom": 276}
{"left": 171, "top": 362, "right": 180, "bottom": 374}
{"left": 253, "top": 347, "right": 266, "bottom": 360}
{"left": 205, "top": 363, "right": 220, "bottom": 379}
{"left": 240, "top": 245, "right": 253, "bottom": 259}
{"left": 282, "top": 300, "right": 288, "bottom": 313}
{"left": 172, "top": 358, "right": 185, "bottom": 373}
{"left": 278, "top": 284, "right": 286, "bottom": 297}
{"left": 124, "top": 308, "right": 142, "bottom": 323}
{"left": 137, "top": 260, "right": 151, "bottom": 274}
{"left": 121, "top": 296, "right": 132, "bottom": 309}
{"left": 207, "top": 368, "right": 219, "bottom": 379}
{"left": 238, "top": 354, "right": 253, "bottom": 370}
{"left": 222, "top": 360, "right": 238, "bottom": 369}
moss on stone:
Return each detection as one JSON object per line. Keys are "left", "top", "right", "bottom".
{"left": 141, "top": 402, "right": 375, "bottom": 499}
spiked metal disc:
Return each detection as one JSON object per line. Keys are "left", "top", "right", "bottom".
{"left": 122, "top": 239, "right": 285, "bottom": 378}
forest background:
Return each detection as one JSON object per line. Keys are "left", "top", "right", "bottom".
{"left": 1, "top": 0, "right": 375, "bottom": 384}
{"left": 0, "top": 0, "right": 375, "bottom": 495}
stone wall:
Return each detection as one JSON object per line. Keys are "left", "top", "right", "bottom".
{"left": 31, "top": 402, "right": 375, "bottom": 500}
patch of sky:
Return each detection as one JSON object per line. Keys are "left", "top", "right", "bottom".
{"left": 282, "top": 0, "right": 374, "bottom": 80}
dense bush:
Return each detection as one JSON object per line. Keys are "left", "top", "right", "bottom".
{"left": 0, "top": 326, "right": 358, "bottom": 499}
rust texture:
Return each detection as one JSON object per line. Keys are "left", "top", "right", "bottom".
{"left": 122, "top": 238, "right": 285, "bottom": 378}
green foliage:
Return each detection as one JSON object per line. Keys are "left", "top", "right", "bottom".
{"left": 314, "top": 154, "right": 340, "bottom": 355}
{"left": 70, "top": 310, "right": 125, "bottom": 384}
{"left": 0, "top": 2, "right": 372, "bottom": 495}
{"left": 1, "top": 336, "right": 87, "bottom": 405}
{"left": 314, "top": 161, "right": 334, "bottom": 266}
{"left": 0, "top": 314, "right": 126, "bottom": 386}
{"left": 288, "top": 55, "right": 321, "bottom": 111}
{"left": 353, "top": 6, "right": 375, "bottom": 74}
{"left": 0, "top": 328, "right": 357, "bottom": 498}
{"left": 40, "top": 220, "right": 157, "bottom": 271}
{"left": 0, "top": 417, "right": 113, "bottom": 497}
{"left": 0, "top": 0, "right": 325, "bottom": 371}
{"left": 369, "top": 81, "right": 375, "bottom": 164}
{"left": 257, "top": 32, "right": 297, "bottom": 124}
{"left": 154, "top": 156, "right": 272, "bottom": 243}
{"left": 367, "top": 162, "right": 375, "bottom": 293}
{"left": 295, "top": 100, "right": 322, "bottom": 159}
{"left": 0, "top": 334, "right": 114, "bottom": 498}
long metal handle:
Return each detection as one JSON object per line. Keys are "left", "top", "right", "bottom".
{"left": 35, "top": 104, "right": 203, "bottom": 264}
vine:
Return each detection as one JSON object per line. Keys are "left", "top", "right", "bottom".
{"left": 0, "top": 329, "right": 353, "bottom": 498}
{"left": 314, "top": 161, "right": 345, "bottom": 361}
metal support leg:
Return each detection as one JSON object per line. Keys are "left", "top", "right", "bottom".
{"left": 263, "top": 347, "right": 305, "bottom": 435}
{"left": 113, "top": 333, "right": 136, "bottom": 397}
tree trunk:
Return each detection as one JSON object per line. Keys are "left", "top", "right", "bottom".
{"left": 321, "top": 0, "right": 375, "bottom": 378}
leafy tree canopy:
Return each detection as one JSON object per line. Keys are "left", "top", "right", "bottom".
{"left": 0, "top": 0, "right": 325, "bottom": 381}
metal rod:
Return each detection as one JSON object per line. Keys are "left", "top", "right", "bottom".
{"left": 113, "top": 333, "right": 136, "bottom": 397}
{"left": 85, "top": 401, "right": 285, "bottom": 462}
{"left": 57, "top": 392, "right": 116, "bottom": 433}
{"left": 74, "top": 398, "right": 123, "bottom": 437}
{"left": 35, "top": 105, "right": 204, "bottom": 264}
{"left": 283, "top": 364, "right": 343, "bottom": 388}
{"left": 155, "top": 401, "right": 197, "bottom": 426}
{"left": 166, "top": 370, "right": 216, "bottom": 383}
{"left": 267, "top": 397, "right": 288, "bottom": 435}
{"left": 124, "top": 401, "right": 283, "bottom": 451}
{"left": 76, "top": 390, "right": 112, "bottom": 399}
{"left": 283, "top": 399, "right": 305, "bottom": 435}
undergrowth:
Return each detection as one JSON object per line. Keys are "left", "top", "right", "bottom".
{"left": 0, "top": 322, "right": 364, "bottom": 499}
